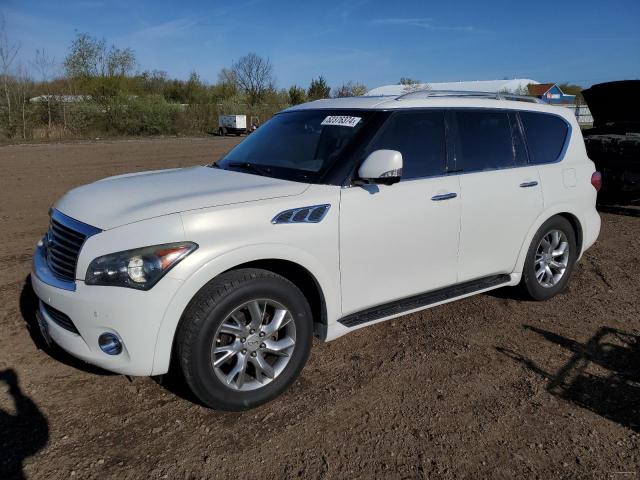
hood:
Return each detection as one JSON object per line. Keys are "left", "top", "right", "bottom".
{"left": 54, "top": 166, "right": 309, "bottom": 229}
{"left": 582, "top": 80, "right": 640, "bottom": 130}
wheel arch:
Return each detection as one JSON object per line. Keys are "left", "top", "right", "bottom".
{"left": 221, "top": 259, "right": 328, "bottom": 337}
{"left": 557, "top": 212, "right": 583, "bottom": 258}
{"left": 514, "top": 207, "right": 585, "bottom": 274}
{"left": 151, "top": 246, "right": 337, "bottom": 375}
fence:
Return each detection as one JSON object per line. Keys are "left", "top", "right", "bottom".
{"left": 558, "top": 103, "right": 593, "bottom": 127}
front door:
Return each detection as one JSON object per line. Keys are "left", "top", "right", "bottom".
{"left": 339, "top": 110, "right": 462, "bottom": 316}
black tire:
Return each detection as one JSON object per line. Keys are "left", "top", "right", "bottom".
{"left": 176, "top": 268, "right": 313, "bottom": 411}
{"left": 520, "top": 216, "right": 577, "bottom": 301}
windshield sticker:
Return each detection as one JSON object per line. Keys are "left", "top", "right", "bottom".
{"left": 321, "top": 116, "right": 362, "bottom": 128}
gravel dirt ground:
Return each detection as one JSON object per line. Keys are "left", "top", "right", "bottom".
{"left": 0, "top": 137, "right": 639, "bottom": 480}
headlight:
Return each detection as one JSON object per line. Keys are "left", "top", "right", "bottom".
{"left": 85, "top": 242, "right": 198, "bottom": 290}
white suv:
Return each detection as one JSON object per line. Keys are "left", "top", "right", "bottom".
{"left": 32, "top": 91, "right": 601, "bottom": 410}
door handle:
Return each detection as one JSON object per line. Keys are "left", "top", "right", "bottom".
{"left": 431, "top": 192, "right": 457, "bottom": 201}
{"left": 519, "top": 181, "right": 538, "bottom": 188}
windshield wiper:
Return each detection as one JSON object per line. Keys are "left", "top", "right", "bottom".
{"left": 225, "top": 162, "right": 272, "bottom": 176}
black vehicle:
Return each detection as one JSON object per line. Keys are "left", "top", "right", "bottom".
{"left": 582, "top": 80, "right": 640, "bottom": 203}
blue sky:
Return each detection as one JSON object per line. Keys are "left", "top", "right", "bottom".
{"left": 2, "top": 0, "right": 639, "bottom": 89}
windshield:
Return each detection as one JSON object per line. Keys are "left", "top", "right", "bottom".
{"left": 216, "top": 110, "right": 371, "bottom": 182}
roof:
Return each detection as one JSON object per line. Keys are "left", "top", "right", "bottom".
{"left": 284, "top": 93, "right": 576, "bottom": 125}
{"left": 528, "top": 83, "right": 556, "bottom": 96}
{"left": 366, "top": 79, "right": 540, "bottom": 96}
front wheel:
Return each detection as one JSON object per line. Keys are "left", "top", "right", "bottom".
{"left": 176, "top": 269, "right": 313, "bottom": 410}
{"left": 520, "top": 216, "right": 577, "bottom": 301}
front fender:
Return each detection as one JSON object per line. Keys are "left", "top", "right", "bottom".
{"left": 150, "top": 243, "right": 339, "bottom": 375}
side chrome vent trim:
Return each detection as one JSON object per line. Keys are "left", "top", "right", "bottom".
{"left": 271, "top": 204, "right": 331, "bottom": 224}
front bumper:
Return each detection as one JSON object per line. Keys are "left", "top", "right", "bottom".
{"left": 32, "top": 248, "right": 183, "bottom": 376}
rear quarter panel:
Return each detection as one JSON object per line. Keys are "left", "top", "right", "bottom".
{"left": 515, "top": 110, "right": 600, "bottom": 272}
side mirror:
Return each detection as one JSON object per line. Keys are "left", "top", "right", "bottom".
{"left": 357, "top": 150, "right": 403, "bottom": 185}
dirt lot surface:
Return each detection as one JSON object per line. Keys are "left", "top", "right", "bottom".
{"left": 1, "top": 137, "right": 639, "bottom": 479}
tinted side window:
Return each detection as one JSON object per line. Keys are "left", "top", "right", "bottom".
{"left": 367, "top": 110, "right": 446, "bottom": 180}
{"left": 455, "top": 110, "right": 515, "bottom": 172}
{"left": 520, "top": 112, "right": 569, "bottom": 164}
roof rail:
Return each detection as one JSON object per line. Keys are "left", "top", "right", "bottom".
{"left": 395, "top": 89, "right": 543, "bottom": 103}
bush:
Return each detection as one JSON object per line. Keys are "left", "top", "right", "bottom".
{"left": 102, "top": 95, "right": 178, "bottom": 135}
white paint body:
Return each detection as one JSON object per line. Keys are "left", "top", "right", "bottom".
{"left": 31, "top": 96, "right": 600, "bottom": 376}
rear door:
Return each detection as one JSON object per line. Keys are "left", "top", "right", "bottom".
{"left": 452, "top": 109, "right": 544, "bottom": 281}
{"left": 339, "top": 110, "right": 461, "bottom": 315}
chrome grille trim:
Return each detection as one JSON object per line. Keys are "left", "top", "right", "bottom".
{"left": 42, "top": 210, "right": 101, "bottom": 284}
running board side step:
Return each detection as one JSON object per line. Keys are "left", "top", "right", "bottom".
{"left": 338, "top": 274, "right": 511, "bottom": 328}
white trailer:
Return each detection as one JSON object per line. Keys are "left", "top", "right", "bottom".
{"left": 218, "top": 115, "right": 247, "bottom": 136}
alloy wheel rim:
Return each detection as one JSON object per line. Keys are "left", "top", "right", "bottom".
{"left": 212, "top": 299, "right": 296, "bottom": 391}
{"left": 534, "top": 229, "right": 569, "bottom": 288}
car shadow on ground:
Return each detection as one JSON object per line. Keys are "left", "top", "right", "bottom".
{"left": 0, "top": 369, "right": 49, "bottom": 480}
{"left": 485, "top": 285, "right": 532, "bottom": 301}
{"left": 21, "top": 276, "right": 205, "bottom": 406}
{"left": 497, "top": 325, "right": 640, "bottom": 432}
{"left": 20, "top": 276, "right": 114, "bottom": 376}
{"left": 151, "top": 365, "right": 203, "bottom": 407}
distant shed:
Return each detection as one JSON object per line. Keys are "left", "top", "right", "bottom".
{"left": 528, "top": 83, "right": 576, "bottom": 104}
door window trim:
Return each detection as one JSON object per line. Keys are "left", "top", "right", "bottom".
{"left": 342, "top": 106, "right": 573, "bottom": 186}
{"left": 346, "top": 108, "right": 452, "bottom": 185}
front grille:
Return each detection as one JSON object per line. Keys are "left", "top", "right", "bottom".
{"left": 43, "top": 212, "right": 96, "bottom": 282}
{"left": 41, "top": 302, "right": 79, "bottom": 334}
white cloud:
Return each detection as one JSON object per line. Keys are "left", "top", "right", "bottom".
{"left": 368, "top": 17, "right": 489, "bottom": 33}
{"left": 121, "top": 17, "right": 199, "bottom": 43}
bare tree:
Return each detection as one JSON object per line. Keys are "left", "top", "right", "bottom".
{"left": 398, "top": 77, "right": 429, "bottom": 94}
{"left": 33, "top": 49, "right": 56, "bottom": 129}
{"left": 105, "top": 46, "right": 135, "bottom": 77}
{"left": 231, "top": 53, "right": 274, "bottom": 105}
{"left": 217, "top": 67, "right": 238, "bottom": 98}
{"left": 64, "top": 32, "right": 136, "bottom": 79}
{"left": 333, "top": 81, "right": 368, "bottom": 98}
{"left": 15, "top": 62, "right": 30, "bottom": 139}
{"left": 0, "top": 13, "right": 20, "bottom": 128}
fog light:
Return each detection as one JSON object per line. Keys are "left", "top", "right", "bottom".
{"left": 98, "top": 333, "right": 122, "bottom": 355}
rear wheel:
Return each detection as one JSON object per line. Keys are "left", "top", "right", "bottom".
{"left": 520, "top": 216, "right": 577, "bottom": 301}
{"left": 176, "top": 269, "right": 312, "bottom": 410}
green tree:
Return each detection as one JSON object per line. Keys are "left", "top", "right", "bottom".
{"left": 558, "top": 83, "right": 584, "bottom": 103}
{"left": 216, "top": 67, "right": 238, "bottom": 99}
{"left": 288, "top": 85, "right": 306, "bottom": 105}
{"left": 185, "top": 71, "right": 207, "bottom": 104}
{"left": 399, "top": 77, "right": 420, "bottom": 85}
{"left": 558, "top": 83, "right": 582, "bottom": 96}
{"left": 308, "top": 76, "right": 330, "bottom": 100}
{"left": 63, "top": 32, "right": 136, "bottom": 98}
